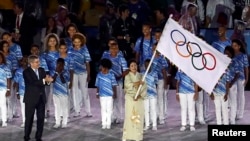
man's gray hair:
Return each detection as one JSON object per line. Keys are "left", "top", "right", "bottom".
{"left": 28, "top": 55, "right": 39, "bottom": 64}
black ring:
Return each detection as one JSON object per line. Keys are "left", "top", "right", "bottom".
{"left": 191, "top": 52, "right": 207, "bottom": 70}
{"left": 186, "top": 42, "right": 202, "bottom": 57}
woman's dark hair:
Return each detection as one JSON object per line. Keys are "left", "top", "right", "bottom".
{"left": 0, "top": 40, "right": 9, "bottom": 52}
{"left": 1, "top": 32, "right": 11, "bottom": 39}
{"left": 59, "top": 38, "right": 66, "bottom": 46}
{"left": 224, "top": 46, "right": 234, "bottom": 58}
{"left": 72, "top": 32, "right": 86, "bottom": 46}
{"left": 127, "top": 59, "right": 137, "bottom": 67}
{"left": 31, "top": 44, "right": 40, "bottom": 49}
{"left": 0, "top": 52, "right": 6, "bottom": 64}
{"left": 232, "top": 39, "right": 246, "bottom": 54}
{"left": 45, "top": 16, "right": 58, "bottom": 34}
{"left": 65, "top": 23, "right": 79, "bottom": 37}
{"left": 1, "top": 32, "right": 14, "bottom": 44}
{"left": 144, "top": 58, "right": 151, "bottom": 64}
{"left": 19, "top": 55, "right": 28, "bottom": 66}
{"left": 57, "top": 58, "right": 65, "bottom": 65}
{"left": 107, "top": 37, "right": 118, "bottom": 44}
{"left": 100, "top": 58, "right": 112, "bottom": 69}
{"left": 45, "top": 33, "right": 59, "bottom": 52}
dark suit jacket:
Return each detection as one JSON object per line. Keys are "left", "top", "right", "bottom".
{"left": 11, "top": 13, "right": 37, "bottom": 55}
{"left": 23, "top": 67, "right": 47, "bottom": 105}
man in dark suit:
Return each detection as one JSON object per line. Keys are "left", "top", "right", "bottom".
{"left": 11, "top": 1, "right": 37, "bottom": 56}
{"left": 23, "top": 55, "right": 53, "bottom": 141}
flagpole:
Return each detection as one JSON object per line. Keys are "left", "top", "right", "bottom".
{"left": 134, "top": 49, "right": 157, "bottom": 99}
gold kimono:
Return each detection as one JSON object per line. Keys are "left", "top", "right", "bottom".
{"left": 122, "top": 72, "right": 147, "bottom": 141}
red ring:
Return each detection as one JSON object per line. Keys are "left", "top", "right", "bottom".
{"left": 202, "top": 52, "right": 216, "bottom": 70}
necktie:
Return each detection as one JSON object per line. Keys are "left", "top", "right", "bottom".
{"left": 16, "top": 15, "right": 20, "bottom": 29}
{"left": 35, "top": 69, "right": 39, "bottom": 79}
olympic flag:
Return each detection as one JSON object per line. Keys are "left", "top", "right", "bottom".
{"left": 156, "top": 17, "right": 231, "bottom": 94}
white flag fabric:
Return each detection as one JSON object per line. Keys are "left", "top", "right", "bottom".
{"left": 156, "top": 17, "right": 231, "bottom": 94}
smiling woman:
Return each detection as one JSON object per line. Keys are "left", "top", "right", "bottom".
{"left": 70, "top": 32, "right": 93, "bottom": 118}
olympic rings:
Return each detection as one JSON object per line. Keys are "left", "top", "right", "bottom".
{"left": 170, "top": 29, "right": 216, "bottom": 71}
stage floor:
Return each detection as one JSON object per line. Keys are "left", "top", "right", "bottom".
{"left": 0, "top": 89, "right": 249, "bottom": 141}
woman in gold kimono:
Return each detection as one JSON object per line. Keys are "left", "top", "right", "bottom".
{"left": 122, "top": 59, "right": 147, "bottom": 141}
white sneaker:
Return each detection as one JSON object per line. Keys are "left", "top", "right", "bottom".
{"left": 180, "top": 126, "right": 186, "bottom": 131}
{"left": 143, "top": 126, "right": 149, "bottom": 131}
{"left": 106, "top": 125, "right": 111, "bottom": 129}
{"left": 236, "top": 116, "right": 243, "bottom": 120}
{"left": 20, "top": 123, "right": 25, "bottom": 128}
{"left": 73, "top": 112, "right": 80, "bottom": 117}
{"left": 102, "top": 125, "right": 106, "bottom": 129}
{"left": 230, "top": 121, "right": 236, "bottom": 125}
{"left": 2, "top": 122, "right": 7, "bottom": 127}
{"left": 190, "top": 126, "right": 195, "bottom": 131}
{"left": 159, "top": 120, "right": 165, "bottom": 125}
{"left": 61, "top": 124, "right": 67, "bottom": 128}
{"left": 152, "top": 126, "right": 157, "bottom": 131}
{"left": 199, "top": 120, "right": 206, "bottom": 125}
{"left": 53, "top": 124, "right": 60, "bottom": 128}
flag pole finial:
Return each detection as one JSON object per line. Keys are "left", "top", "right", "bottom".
{"left": 169, "top": 14, "right": 173, "bottom": 18}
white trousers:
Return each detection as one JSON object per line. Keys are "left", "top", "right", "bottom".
{"left": 19, "top": 95, "right": 25, "bottom": 123}
{"left": 0, "top": 89, "right": 7, "bottom": 123}
{"left": 179, "top": 93, "right": 196, "bottom": 126}
{"left": 157, "top": 79, "right": 165, "bottom": 121}
{"left": 213, "top": 94, "right": 229, "bottom": 125}
{"left": 236, "top": 79, "right": 245, "bottom": 118}
{"left": 7, "top": 81, "right": 18, "bottom": 119}
{"left": 144, "top": 97, "right": 157, "bottom": 127}
{"left": 112, "top": 84, "right": 124, "bottom": 121}
{"left": 45, "top": 84, "right": 53, "bottom": 113}
{"left": 100, "top": 97, "right": 113, "bottom": 127}
{"left": 229, "top": 83, "right": 237, "bottom": 124}
{"left": 203, "top": 91, "right": 210, "bottom": 119}
{"left": 164, "top": 85, "right": 170, "bottom": 119}
{"left": 67, "top": 82, "right": 74, "bottom": 115}
{"left": 72, "top": 73, "right": 91, "bottom": 115}
{"left": 53, "top": 94, "right": 69, "bottom": 125}
{"left": 195, "top": 90, "right": 205, "bottom": 122}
